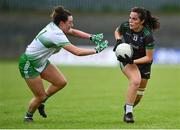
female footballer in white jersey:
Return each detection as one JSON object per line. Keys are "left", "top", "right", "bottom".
{"left": 18, "top": 5, "right": 108, "bottom": 122}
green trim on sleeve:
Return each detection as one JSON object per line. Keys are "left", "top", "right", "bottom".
{"left": 56, "top": 42, "right": 71, "bottom": 47}
{"left": 53, "top": 42, "right": 71, "bottom": 54}
{"left": 145, "top": 46, "right": 154, "bottom": 50}
{"left": 145, "top": 43, "right": 155, "bottom": 50}
{"left": 38, "top": 36, "right": 56, "bottom": 48}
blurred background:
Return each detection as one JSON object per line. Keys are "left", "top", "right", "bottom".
{"left": 1, "top": 1, "right": 180, "bottom": 128}
{"left": 1, "top": 0, "right": 180, "bottom": 65}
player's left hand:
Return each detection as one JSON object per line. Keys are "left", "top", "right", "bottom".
{"left": 95, "top": 40, "right": 108, "bottom": 53}
{"left": 117, "top": 54, "right": 134, "bottom": 64}
{"left": 90, "top": 33, "right": 104, "bottom": 45}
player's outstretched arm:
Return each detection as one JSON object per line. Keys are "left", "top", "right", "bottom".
{"left": 67, "top": 28, "right": 104, "bottom": 45}
{"left": 63, "top": 40, "right": 108, "bottom": 56}
{"left": 67, "top": 28, "right": 91, "bottom": 39}
{"left": 63, "top": 44, "right": 96, "bottom": 56}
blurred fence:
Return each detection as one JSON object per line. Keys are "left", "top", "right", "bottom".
{"left": 1, "top": 0, "right": 180, "bottom": 12}
{"left": 0, "top": 0, "right": 180, "bottom": 59}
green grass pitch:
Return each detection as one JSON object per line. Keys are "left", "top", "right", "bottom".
{"left": 0, "top": 61, "right": 180, "bottom": 129}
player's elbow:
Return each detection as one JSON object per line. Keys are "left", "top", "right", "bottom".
{"left": 146, "top": 56, "right": 153, "bottom": 63}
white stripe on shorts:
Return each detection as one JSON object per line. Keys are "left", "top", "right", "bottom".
{"left": 24, "top": 61, "right": 30, "bottom": 78}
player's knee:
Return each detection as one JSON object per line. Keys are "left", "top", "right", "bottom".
{"left": 61, "top": 79, "right": 67, "bottom": 87}
{"left": 131, "top": 79, "right": 141, "bottom": 89}
{"left": 56, "top": 78, "right": 67, "bottom": 88}
{"left": 37, "top": 94, "right": 47, "bottom": 103}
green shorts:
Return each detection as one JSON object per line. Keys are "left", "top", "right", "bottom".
{"left": 18, "top": 54, "right": 50, "bottom": 79}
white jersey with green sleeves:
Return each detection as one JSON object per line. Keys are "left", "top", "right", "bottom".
{"left": 25, "top": 22, "right": 71, "bottom": 72}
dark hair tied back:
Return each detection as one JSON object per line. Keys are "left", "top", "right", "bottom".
{"left": 131, "top": 7, "right": 160, "bottom": 31}
{"left": 144, "top": 9, "right": 160, "bottom": 30}
{"left": 51, "top": 5, "right": 71, "bottom": 25}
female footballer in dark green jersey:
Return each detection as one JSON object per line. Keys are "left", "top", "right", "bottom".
{"left": 113, "top": 7, "right": 160, "bottom": 123}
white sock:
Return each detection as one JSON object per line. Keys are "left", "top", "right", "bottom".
{"left": 126, "top": 104, "right": 133, "bottom": 114}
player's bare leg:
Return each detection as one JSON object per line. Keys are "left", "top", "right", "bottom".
{"left": 24, "top": 76, "right": 47, "bottom": 122}
{"left": 41, "top": 64, "right": 67, "bottom": 97}
{"left": 122, "top": 64, "right": 141, "bottom": 123}
{"left": 134, "top": 79, "right": 148, "bottom": 107}
{"left": 38, "top": 64, "right": 67, "bottom": 118}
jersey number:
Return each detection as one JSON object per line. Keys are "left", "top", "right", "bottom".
{"left": 133, "top": 34, "right": 138, "bottom": 41}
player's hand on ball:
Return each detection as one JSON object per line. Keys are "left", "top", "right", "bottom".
{"left": 95, "top": 40, "right": 108, "bottom": 53}
{"left": 117, "top": 54, "right": 134, "bottom": 64}
{"left": 113, "top": 39, "right": 123, "bottom": 52}
{"left": 90, "top": 33, "right": 104, "bottom": 45}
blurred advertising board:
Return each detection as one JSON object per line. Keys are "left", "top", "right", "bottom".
{"left": 154, "top": 48, "right": 180, "bottom": 64}
{"left": 49, "top": 46, "right": 180, "bottom": 66}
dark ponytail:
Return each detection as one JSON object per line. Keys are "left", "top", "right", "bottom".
{"left": 145, "top": 9, "right": 160, "bottom": 30}
{"left": 51, "top": 5, "right": 72, "bottom": 26}
{"left": 131, "top": 7, "right": 160, "bottom": 31}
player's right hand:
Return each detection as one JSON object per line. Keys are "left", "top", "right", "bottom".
{"left": 90, "top": 33, "right": 104, "bottom": 45}
{"left": 95, "top": 40, "right": 108, "bottom": 53}
{"left": 113, "top": 39, "right": 123, "bottom": 52}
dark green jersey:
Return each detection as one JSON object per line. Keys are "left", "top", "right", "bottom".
{"left": 116, "top": 21, "right": 155, "bottom": 60}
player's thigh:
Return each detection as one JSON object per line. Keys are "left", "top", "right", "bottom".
{"left": 40, "top": 63, "right": 67, "bottom": 86}
{"left": 25, "top": 76, "right": 45, "bottom": 97}
{"left": 123, "top": 64, "right": 141, "bottom": 82}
